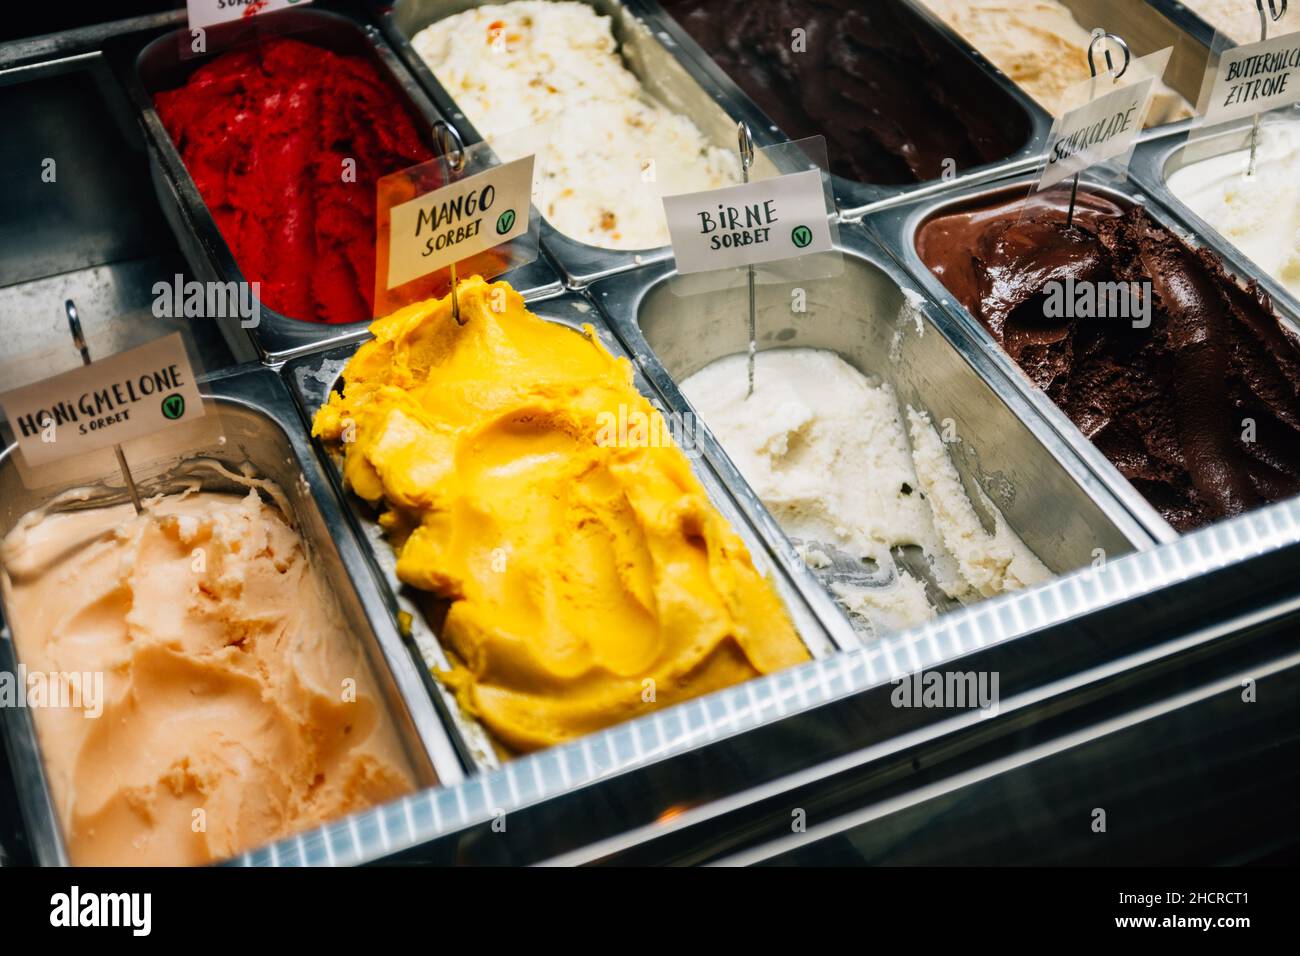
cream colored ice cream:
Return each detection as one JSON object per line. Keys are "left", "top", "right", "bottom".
{"left": 410, "top": 1, "right": 738, "bottom": 249}
{"left": 679, "top": 349, "right": 1049, "bottom": 637}
{"left": 1182, "top": 0, "right": 1279, "bottom": 43}
{"left": 1166, "top": 120, "right": 1300, "bottom": 300}
{"left": 918, "top": 0, "right": 1192, "bottom": 126}
{"left": 0, "top": 487, "right": 415, "bottom": 866}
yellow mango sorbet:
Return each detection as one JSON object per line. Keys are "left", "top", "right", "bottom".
{"left": 313, "top": 277, "right": 808, "bottom": 752}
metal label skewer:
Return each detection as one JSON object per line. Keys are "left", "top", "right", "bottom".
{"left": 65, "top": 299, "right": 142, "bottom": 514}
{"left": 738, "top": 122, "right": 757, "bottom": 399}
{"left": 1067, "top": 31, "right": 1132, "bottom": 229}
{"left": 434, "top": 121, "right": 469, "bottom": 324}
{"left": 1248, "top": 0, "right": 1289, "bottom": 177}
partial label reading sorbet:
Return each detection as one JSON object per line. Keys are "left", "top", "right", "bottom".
{"left": 0, "top": 333, "right": 204, "bottom": 468}
{"left": 187, "top": 0, "right": 314, "bottom": 31}
{"left": 1203, "top": 30, "right": 1300, "bottom": 125}
{"left": 663, "top": 169, "right": 833, "bottom": 274}
{"left": 386, "top": 155, "right": 533, "bottom": 289}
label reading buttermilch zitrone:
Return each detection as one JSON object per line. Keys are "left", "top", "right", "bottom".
{"left": 1202, "top": 29, "right": 1300, "bottom": 125}
{"left": 386, "top": 155, "right": 534, "bottom": 290}
{"left": 662, "top": 168, "right": 833, "bottom": 275}
{"left": 0, "top": 333, "right": 204, "bottom": 469}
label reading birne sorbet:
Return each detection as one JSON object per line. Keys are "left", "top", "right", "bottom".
{"left": 187, "top": 0, "right": 313, "bottom": 30}
{"left": 1202, "top": 30, "right": 1300, "bottom": 125}
{"left": 0, "top": 333, "right": 204, "bottom": 469}
{"left": 662, "top": 169, "right": 833, "bottom": 275}
{"left": 386, "top": 155, "right": 534, "bottom": 289}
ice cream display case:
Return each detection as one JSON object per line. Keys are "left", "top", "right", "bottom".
{"left": 1, "top": 0, "right": 1299, "bottom": 869}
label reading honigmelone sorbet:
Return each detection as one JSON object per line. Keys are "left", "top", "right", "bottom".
{"left": 0, "top": 333, "right": 204, "bottom": 469}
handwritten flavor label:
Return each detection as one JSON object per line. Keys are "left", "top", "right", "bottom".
{"left": 0, "top": 333, "right": 204, "bottom": 469}
{"left": 187, "top": 0, "right": 312, "bottom": 30}
{"left": 663, "top": 169, "right": 833, "bottom": 275}
{"left": 385, "top": 155, "right": 533, "bottom": 290}
{"left": 1201, "top": 30, "right": 1300, "bottom": 125}
{"left": 1039, "top": 77, "right": 1156, "bottom": 190}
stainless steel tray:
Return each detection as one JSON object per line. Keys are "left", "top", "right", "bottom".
{"left": 0, "top": 44, "right": 236, "bottom": 383}
{"left": 638, "top": 0, "right": 1052, "bottom": 221}
{"left": 377, "top": 0, "right": 770, "bottom": 287}
{"left": 0, "top": 363, "right": 462, "bottom": 866}
{"left": 587, "top": 223, "right": 1154, "bottom": 644}
{"left": 1030, "top": 0, "right": 1218, "bottom": 119}
{"left": 1130, "top": 110, "right": 1300, "bottom": 320}
{"left": 1146, "top": 0, "right": 1245, "bottom": 50}
{"left": 871, "top": 169, "right": 1300, "bottom": 544}
{"left": 123, "top": 6, "right": 563, "bottom": 365}
{"left": 281, "top": 291, "right": 842, "bottom": 775}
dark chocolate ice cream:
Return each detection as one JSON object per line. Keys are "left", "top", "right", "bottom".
{"left": 917, "top": 189, "right": 1300, "bottom": 532}
{"left": 660, "top": 0, "right": 1030, "bottom": 185}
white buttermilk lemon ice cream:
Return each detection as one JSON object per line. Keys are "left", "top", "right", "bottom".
{"left": 680, "top": 348, "right": 1049, "bottom": 637}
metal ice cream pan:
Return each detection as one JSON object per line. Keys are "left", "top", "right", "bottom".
{"left": 378, "top": 0, "right": 794, "bottom": 288}
{"left": 873, "top": 170, "right": 1300, "bottom": 544}
{"left": 1032, "top": 0, "right": 1219, "bottom": 124}
{"left": 1130, "top": 110, "right": 1300, "bottom": 322}
{"left": 126, "top": 7, "right": 564, "bottom": 365}
{"left": 1144, "top": 0, "right": 1244, "bottom": 50}
{"left": 586, "top": 227, "right": 1154, "bottom": 647}
{"left": 635, "top": 0, "right": 1051, "bottom": 221}
{"left": 280, "top": 291, "right": 841, "bottom": 774}
{"left": 0, "top": 364, "right": 461, "bottom": 866}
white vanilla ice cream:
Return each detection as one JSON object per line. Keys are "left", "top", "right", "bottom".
{"left": 917, "top": 0, "right": 1192, "bottom": 126}
{"left": 680, "top": 348, "right": 1049, "bottom": 638}
{"left": 1166, "top": 120, "right": 1300, "bottom": 300}
{"left": 1181, "top": 0, "right": 1280, "bottom": 43}
{"left": 411, "top": 1, "right": 738, "bottom": 250}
